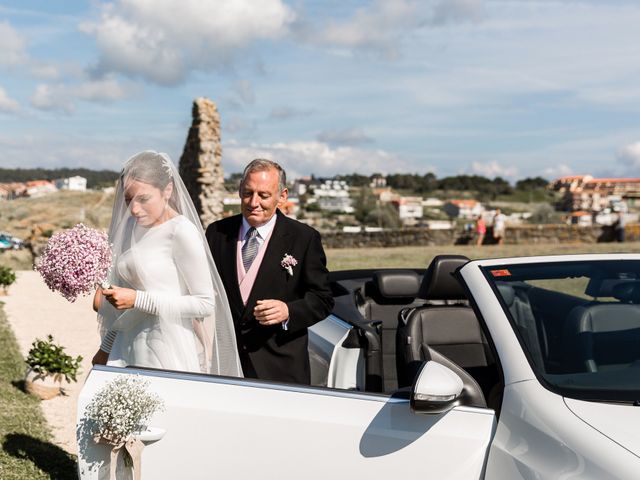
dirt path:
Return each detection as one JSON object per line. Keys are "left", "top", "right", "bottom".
{"left": 3, "top": 270, "right": 99, "bottom": 454}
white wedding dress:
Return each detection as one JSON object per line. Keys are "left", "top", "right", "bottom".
{"left": 106, "top": 215, "right": 216, "bottom": 372}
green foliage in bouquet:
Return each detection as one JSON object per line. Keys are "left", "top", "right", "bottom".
{"left": 0, "top": 265, "right": 16, "bottom": 289}
{"left": 26, "top": 335, "right": 83, "bottom": 383}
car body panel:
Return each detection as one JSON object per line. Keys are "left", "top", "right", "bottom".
{"left": 77, "top": 366, "right": 495, "bottom": 480}
{"left": 486, "top": 381, "right": 638, "bottom": 480}
{"left": 564, "top": 397, "right": 640, "bottom": 457}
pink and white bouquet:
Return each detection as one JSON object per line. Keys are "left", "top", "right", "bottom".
{"left": 35, "top": 223, "right": 112, "bottom": 302}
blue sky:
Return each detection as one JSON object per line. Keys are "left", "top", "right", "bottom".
{"left": 1, "top": 0, "right": 639, "bottom": 181}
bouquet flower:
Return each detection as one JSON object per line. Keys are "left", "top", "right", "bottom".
{"left": 35, "top": 223, "right": 112, "bottom": 302}
{"left": 84, "top": 375, "right": 164, "bottom": 446}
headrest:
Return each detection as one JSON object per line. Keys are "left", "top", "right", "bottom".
{"left": 496, "top": 283, "right": 515, "bottom": 306}
{"left": 418, "top": 255, "right": 470, "bottom": 300}
{"left": 364, "top": 270, "right": 421, "bottom": 303}
{"left": 612, "top": 281, "right": 640, "bottom": 304}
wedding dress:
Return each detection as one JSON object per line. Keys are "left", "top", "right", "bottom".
{"left": 97, "top": 151, "right": 242, "bottom": 377}
{"left": 106, "top": 215, "right": 213, "bottom": 372}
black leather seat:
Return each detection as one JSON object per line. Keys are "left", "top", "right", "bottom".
{"left": 563, "top": 281, "right": 640, "bottom": 373}
{"left": 396, "top": 255, "right": 490, "bottom": 408}
{"left": 496, "top": 282, "right": 546, "bottom": 370}
{"left": 358, "top": 270, "right": 423, "bottom": 392}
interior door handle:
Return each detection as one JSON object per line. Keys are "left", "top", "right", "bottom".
{"left": 136, "top": 427, "right": 166, "bottom": 444}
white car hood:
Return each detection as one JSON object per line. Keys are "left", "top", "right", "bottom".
{"left": 565, "top": 398, "right": 640, "bottom": 457}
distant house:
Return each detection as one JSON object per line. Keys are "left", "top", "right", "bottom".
{"left": 312, "top": 179, "right": 354, "bottom": 213}
{"left": 443, "top": 199, "right": 483, "bottom": 219}
{"left": 0, "top": 182, "right": 27, "bottom": 200}
{"left": 551, "top": 174, "right": 640, "bottom": 211}
{"left": 392, "top": 196, "right": 423, "bottom": 224}
{"left": 55, "top": 176, "right": 87, "bottom": 191}
{"left": 26, "top": 180, "right": 57, "bottom": 198}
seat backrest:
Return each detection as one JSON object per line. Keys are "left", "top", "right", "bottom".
{"left": 395, "top": 255, "right": 490, "bottom": 407}
{"left": 563, "top": 302, "right": 640, "bottom": 372}
{"left": 497, "top": 282, "right": 546, "bottom": 370}
{"left": 359, "top": 270, "right": 422, "bottom": 392}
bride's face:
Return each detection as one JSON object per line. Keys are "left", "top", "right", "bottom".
{"left": 124, "top": 179, "right": 171, "bottom": 227}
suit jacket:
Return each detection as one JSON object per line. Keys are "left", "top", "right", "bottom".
{"left": 205, "top": 210, "right": 334, "bottom": 384}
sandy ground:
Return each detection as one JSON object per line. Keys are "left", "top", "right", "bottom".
{"left": 3, "top": 270, "right": 99, "bottom": 455}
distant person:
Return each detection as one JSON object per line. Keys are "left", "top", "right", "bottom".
{"left": 614, "top": 211, "right": 626, "bottom": 243}
{"left": 205, "top": 158, "right": 334, "bottom": 385}
{"left": 492, "top": 208, "right": 506, "bottom": 246}
{"left": 476, "top": 215, "right": 486, "bottom": 246}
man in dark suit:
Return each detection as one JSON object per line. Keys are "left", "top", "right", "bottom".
{"left": 205, "top": 159, "right": 334, "bottom": 384}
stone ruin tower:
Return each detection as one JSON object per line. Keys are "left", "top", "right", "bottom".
{"left": 179, "top": 97, "right": 225, "bottom": 228}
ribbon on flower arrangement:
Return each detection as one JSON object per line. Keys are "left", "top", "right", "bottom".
{"left": 96, "top": 434, "right": 145, "bottom": 480}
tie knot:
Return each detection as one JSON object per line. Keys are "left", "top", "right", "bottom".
{"left": 246, "top": 227, "right": 257, "bottom": 240}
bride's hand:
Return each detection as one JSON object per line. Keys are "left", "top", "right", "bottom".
{"left": 102, "top": 286, "right": 137, "bottom": 310}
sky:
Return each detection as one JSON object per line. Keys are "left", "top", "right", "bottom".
{"left": 1, "top": 0, "right": 640, "bottom": 182}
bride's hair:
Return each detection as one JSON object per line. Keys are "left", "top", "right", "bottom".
{"left": 121, "top": 151, "right": 180, "bottom": 210}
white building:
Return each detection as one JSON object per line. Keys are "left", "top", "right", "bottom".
{"left": 55, "top": 176, "right": 87, "bottom": 191}
{"left": 313, "top": 179, "right": 354, "bottom": 213}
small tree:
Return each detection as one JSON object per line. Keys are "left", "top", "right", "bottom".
{"left": 0, "top": 265, "right": 16, "bottom": 293}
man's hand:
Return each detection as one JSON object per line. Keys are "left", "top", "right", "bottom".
{"left": 102, "top": 286, "right": 136, "bottom": 310}
{"left": 254, "top": 299, "right": 289, "bottom": 326}
{"left": 92, "top": 349, "right": 109, "bottom": 366}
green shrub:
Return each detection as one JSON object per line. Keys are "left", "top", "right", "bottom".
{"left": 0, "top": 265, "right": 16, "bottom": 289}
{"left": 26, "top": 335, "right": 83, "bottom": 383}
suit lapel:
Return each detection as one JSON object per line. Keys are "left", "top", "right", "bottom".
{"left": 218, "top": 216, "right": 244, "bottom": 320}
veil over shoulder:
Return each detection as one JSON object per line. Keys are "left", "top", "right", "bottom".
{"left": 98, "top": 150, "right": 243, "bottom": 377}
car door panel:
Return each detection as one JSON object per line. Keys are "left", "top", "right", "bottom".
{"left": 78, "top": 366, "right": 495, "bottom": 480}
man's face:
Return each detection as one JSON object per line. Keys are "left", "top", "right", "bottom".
{"left": 239, "top": 168, "right": 288, "bottom": 227}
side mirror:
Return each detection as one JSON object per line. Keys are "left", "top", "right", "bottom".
{"left": 411, "top": 361, "right": 463, "bottom": 415}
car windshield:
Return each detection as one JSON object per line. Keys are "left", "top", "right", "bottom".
{"left": 482, "top": 260, "right": 640, "bottom": 403}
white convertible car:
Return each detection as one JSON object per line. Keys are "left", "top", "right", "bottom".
{"left": 77, "top": 253, "right": 640, "bottom": 479}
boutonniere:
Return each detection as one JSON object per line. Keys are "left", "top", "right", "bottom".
{"left": 281, "top": 253, "right": 298, "bottom": 276}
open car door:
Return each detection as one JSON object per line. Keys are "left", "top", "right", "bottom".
{"left": 78, "top": 365, "right": 495, "bottom": 480}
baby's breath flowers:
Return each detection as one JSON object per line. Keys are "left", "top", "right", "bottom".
{"left": 84, "top": 375, "right": 164, "bottom": 445}
{"left": 35, "top": 223, "right": 112, "bottom": 302}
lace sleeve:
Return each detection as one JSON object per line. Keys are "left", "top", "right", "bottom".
{"left": 133, "top": 219, "right": 216, "bottom": 318}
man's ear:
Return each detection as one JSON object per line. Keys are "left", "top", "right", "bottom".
{"left": 279, "top": 187, "right": 289, "bottom": 206}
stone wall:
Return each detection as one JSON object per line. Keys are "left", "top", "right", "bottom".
{"left": 319, "top": 224, "right": 638, "bottom": 248}
{"left": 178, "top": 97, "right": 225, "bottom": 228}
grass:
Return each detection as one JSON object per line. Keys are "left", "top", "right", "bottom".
{"left": 0, "top": 303, "right": 77, "bottom": 479}
{"left": 325, "top": 241, "right": 640, "bottom": 270}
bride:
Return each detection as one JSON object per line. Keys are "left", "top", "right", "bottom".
{"left": 91, "top": 150, "right": 242, "bottom": 377}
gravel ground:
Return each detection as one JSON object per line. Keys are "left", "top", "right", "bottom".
{"left": 3, "top": 270, "right": 99, "bottom": 454}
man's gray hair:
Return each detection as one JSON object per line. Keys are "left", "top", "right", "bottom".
{"left": 240, "top": 158, "right": 287, "bottom": 193}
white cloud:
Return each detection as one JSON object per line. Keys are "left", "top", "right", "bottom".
{"left": 0, "top": 21, "right": 28, "bottom": 66}
{"left": 30, "top": 77, "right": 134, "bottom": 113}
{"left": 617, "top": 142, "right": 640, "bottom": 170}
{"left": 542, "top": 164, "right": 573, "bottom": 180}
{"left": 470, "top": 161, "right": 518, "bottom": 180}
{"left": 268, "top": 106, "right": 313, "bottom": 121}
{"left": 316, "top": 128, "right": 374, "bottom": 146}
{"left": 300, "top": 0, "right": 482, "bottom": 58}
{"left": 232, "top": 79, "right": 256, "bottom": 105}
{"left": 0, "top": 86, "right": 19, "bottom": 113}
{"left": 223, "top": 139, "right": 407, "bottom": 178}
{"left": 81, "top": 0, "right": 295, "bottom": 85}
{"left": 432, "top": 0, "right": 483, "bottom": 25}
